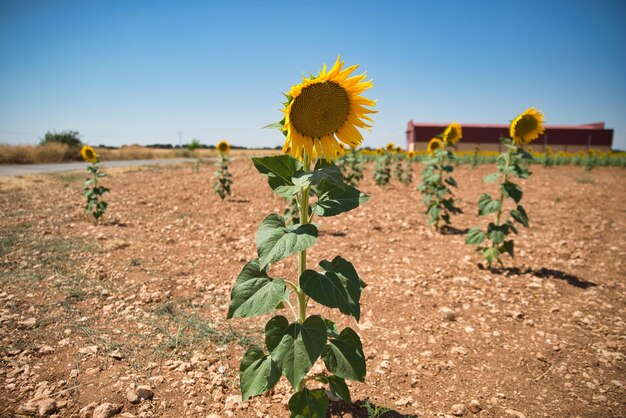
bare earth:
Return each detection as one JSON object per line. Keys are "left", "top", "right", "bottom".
{"left": 0, "top": 160, "right": 624, "bottom": 418}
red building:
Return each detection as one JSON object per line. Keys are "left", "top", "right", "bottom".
{"left": 406, "top": 121, "right": 614, "bottom": 152}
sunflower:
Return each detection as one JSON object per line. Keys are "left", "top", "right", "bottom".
{"left": 376, "top": 148, "right": 384, "bottom": 156}
{"left": 395, "top": 146, "right": 403, "bottom": 154}
{"left": 427, "top": 138, "right": 444, "bottom": 154}
{"left": 281, "top": 56, "right": 376, "bottom": 163}
{"left": 80, "top": 145, "right": 97, "bottom": 163}
{"left": 510, "top": 108, "right": 545, "bottom": 145}
{"left": 385, "top": 143, "right": 395, "bottom": 152}
{"left": 407, "top": 151, "right": 417, "bottom": 159}
{"left": 443, "top": 122, "right": 462, "bottom": 146}
{"left": 216, "top": 140, "right": 230, "bottom": 154}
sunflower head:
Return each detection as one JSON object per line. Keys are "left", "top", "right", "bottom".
{"left": 280, "top": 56, "right": 375, "bottom": 163}
{"left": 395, "top": 146, "right": 404, "bottom": 154}
{"left": 510, "top": 108, "right": 545, "bottom": 145}
{"left": 216, "top": 140, "right": 230, "bottom": 154}
{"left": 407, "top": 151, "right": 417, "bottom": 159}
{"left": 427, "top": 138, "right": 444, "bottom": 154}
{"left": 385, "top": 143, "right": 395, "bottom": 152}
{"left": 376, "top": 148, "right": 385, "bottom": 156}
{"left": 80, "top": 145, "right": 97, "bottom": 163}
{"left": 443, "top": 122, "right": 462, "bottom": 146}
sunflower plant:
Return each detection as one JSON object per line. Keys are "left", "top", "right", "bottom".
{"left": 393, "top": 148, "right": 413, "bottom": 186}
{"left": 213, "top": 140, "right": 233, "bottom": 200}
{"left": 337, "top": 148, "right": 365, "bottom": 187}
{"left": 80, "top": 145, "right": 109, "bottom": 224}
{"left": 227, "top": 56, "right": 374, "bottom": 418}
{"left": 417, "top": 123, "right": 463, "bottom": 229}
{"left": 373, "top": 145, "right": 393, "bottom": 187}
{"left": 465, "top": 108, "right": 544, "bottom": 266}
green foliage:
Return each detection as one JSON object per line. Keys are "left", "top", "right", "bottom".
{"left": 213, "top": 154, "right": 233, "bottom": 200}
{"left": 466, "top": 138, "right": 532, "bottom": 266}
{"left": 393, "top": 154, "right": 413, "bottom": 185}
{"left": 83, "top": 161, "right": 109, "bottom": 223}
{"left": 228, "top": 154, "right": 369, "bottom": 416}
{"left": 40, "top": 130, "right": 82, "bottom": 148}
{"left": 338, "top": 149, "right": 365, "bottom": 186}
{"left": 373, "top": 153, "right": 392, "bottom": 187}
{"left": 418, "top": 148, "right": 462, "bottom": 229}
{"left": 186, "top": 138, "right": 201, "bottom": 151}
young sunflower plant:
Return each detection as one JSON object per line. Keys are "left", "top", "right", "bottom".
{"left": 227, "top": 56, "right": 374, "bottom": 418}
{"left": 337, "top": 148, "right": 365, "bottom": 187}
{"left": 417, "top": 123, "right": 463, "bottom": 229}
{"left": 213, "top": 140, "right": 233, "bottom": 200}
{"left": 393, "top": 148, "right": 413, "bottom": 186}
{"left": 465, "top": 108, "right": 544, "bottom": 266}
{"left": 373, "top": 144, "right": 393, "bottom": 187}
{"left": 80, "top": 145, "right": 109, "bottom": 224}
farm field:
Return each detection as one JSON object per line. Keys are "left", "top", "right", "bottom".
{"left": 0, "top": 159, "right": 624, "bottom": 418}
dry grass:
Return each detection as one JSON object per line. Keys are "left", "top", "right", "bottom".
{"left": 0, "top": 143, "right": 278, "bottom": 164}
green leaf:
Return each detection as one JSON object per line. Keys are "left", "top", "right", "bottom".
{"left": 322, "top": 327, "right": 366, "bottom": 382}
{"left": 239, "top": 346, "right": 281, "bottom": 401}
{"left": 510, "top": 205, "right": 529, "bottom": 228}
{"left": 478, "top": 194, "right": 501, "bottom": 216}
{"left": 311, "top": 184, "right": 369, "bottom": 217}
{"left": 288, "top": 388, "right": 328, "bottom": 418}
{"left": 465, "top": 227, "right": 486, "bottom": 245}
{"left": 262, "top": 119, "right": 285, "bottom": 130}
{"left": 292, "top": 164, "right": 345, "bottom": 191}
{"left": 227, "top": 259, "right": 286, "bottom": 319}
{"left": 489, "top": 228, "right": 505, "bottom": 245}
{"left": 300, "top": 256, "right": 362, "bottom": 321}
{"left": 271, "top": 315, "right": 327, "bottom": 388}
{"left": 328, "top": 375, "right": 351, "bottom": 403}
{"left": 256, "top": 214, "right": 318, "bottom": 269}
{"left": 500, "top": 240, "right": 515, "bottom": 257}
{"left": 265, "top": 315, "right": 290, "bottom": 352}
{"left": 502, "top": 181, "right": 523, "bottom": 203}
{"left": 483, "top": 173, "right": 499, "bottom": 183}
{"left": 251, "top": 155, "right": 303, "bottom": 197}
{"left": 444, "top": 177, "right": 458, "bottom": 187}
{"left": 483, "top": 247, "right": 500, "bottom": 265}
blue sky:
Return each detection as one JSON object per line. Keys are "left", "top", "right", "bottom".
{"left": 1, "top": 0, "right": 625, "bottom": 150}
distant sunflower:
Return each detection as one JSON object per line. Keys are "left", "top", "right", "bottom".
{"left": 443, "top": 122, "right": 462, "bottom": 146}
{"left": 216, "top": 140, "right": 230, "bottom": 154}
{"left": 281, "top": 56, "right": 375, "bottom": 162}
{"left": 376, "top": 148, "right": 385, "bottom": 156}
{"left": 386, "top": 143, "right": 395, "bottom": 152}
{"left": 80, "top": 145, "right": 97, "bottom": 163}
{"left": 407, "top": 151, "right": 417, "bottom": 159}
{"left": 510, "top": 108, "right": 545, "bottom": 145}
{"left": 395, "top": 146, "right": 403, "bottom": 154}
{"left": 427, "top": 138, "right": 444, "bottom": 154}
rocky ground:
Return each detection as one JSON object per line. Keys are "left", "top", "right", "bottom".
{"left": 0, "top": 159, "right": 624, "bottom": 418}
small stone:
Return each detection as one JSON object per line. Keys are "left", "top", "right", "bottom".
{"left": 451, "top": 403, "right": 467, "bottom": 416}
{"left": 135, "top": 385, "right": 153, "bottom": 400}
{"left": 110, "top": 350, "right": 123, "bottom": 360}
{"left": 79, "top": 345, "right": 98, "bottom": 355}
{"left": 394, "top": 397, "right": 412, "bottom": 406}
{"left": 126, "top": 390, "right": 140, "bottom": 404}
{"left": 464, "top": 326, "right": 475, "bottom": 333}
{"left": 468, "top": 399, "right": 482, "bottom": 413}
{"left": 37, "top": 398, "right": 57, "bottom": 416}
{"left": 92, "top": 403, "right": 122, "bottom": 418}
{"left": 78, "top": 402, "right": 97, "bottom": 418}
{"left": 39, "top": 345, "right": 55, "bottom": 355}
{"left": 505, "top": 409, "right": 526, "bottom": 418}
{"left": 18, "top": 317, "right": 37, "bottom": 328}
{"left": 440, "top": 307, "right": 456, "bottom": 321}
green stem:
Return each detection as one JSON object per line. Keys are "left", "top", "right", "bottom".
{"left": 494, "top": 149, "right": 512, "bottom": 230}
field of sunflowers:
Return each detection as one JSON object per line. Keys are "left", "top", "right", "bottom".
{"left": 0, "top": 56, "right": 624, "bottom": 418}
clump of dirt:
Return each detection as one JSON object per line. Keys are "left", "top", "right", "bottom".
{"left": 0, "top": 159, "right": 624, "bottom": 417}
